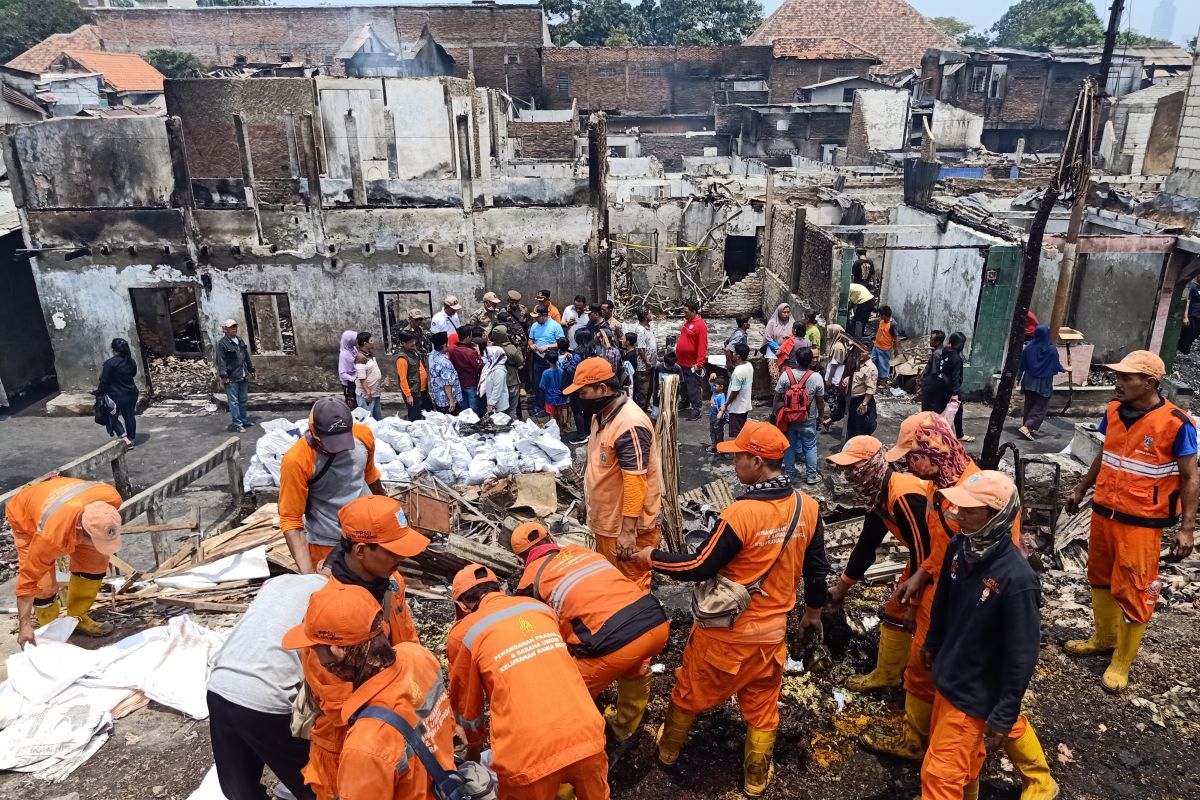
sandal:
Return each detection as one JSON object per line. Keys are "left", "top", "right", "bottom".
{"left": 959, "top": 435, "right": 976, "bottom": 443}
{"left": 1018, "top": 426, "right": 1034, "bottom": 441}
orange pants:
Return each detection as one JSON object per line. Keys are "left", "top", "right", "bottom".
{"left": 881, "top": 564, "right": 916, "bottom": 631}
{"left": 14, "top": 532, "right": 110, "bottom": 601}
{"left": 302, "top": 737, "right": 339, "bottom": 800}
{"left": 921, "top": 693, "right": 1027, "bottom": 799}
{"left": 671, "top": 628, "right": 786, "bottom": 730}
{"left": 594, "top": 529, "right": 661, "bottom": 592}
{"left": 904, "top": 578, "right": 936, "bottom": 702}
{"left": 501, "top": 749, "right": 610, "bottom": 800}
{"left": 1087, "top": 514, "right": 1162, "bottom": 625}
{"left": 308, "top": 543, "right": 334, "bottom": 572}
{"left": 576, "top": 621, "right": 670, "bottom": 696}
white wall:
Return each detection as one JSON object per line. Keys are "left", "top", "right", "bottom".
{"left": 931, "top": 100, "right": 983, "bottom": 150}
{"left": 857, "top": 89, "right": 910, "bottom": 151}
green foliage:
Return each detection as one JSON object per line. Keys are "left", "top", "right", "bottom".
{"left": 930, "top": 15, "right": 991, "bottom": 49}
{"left": 549, "top": 0, "right": 762, "bottom": 48}
{"left": 0, "top": 0, "right": 92, "bottom": 65}
{"left": 989, "top": 0, "right": 1104, "bottom": 49}
{"left": 1114, "top": 30, "right": 1175, "bottom": 47}
{"left": 1189, "top": 35, "right": 1198, "bottom": 55}
{"left": 147, "top": 48, "right": 205, "bottom": 78}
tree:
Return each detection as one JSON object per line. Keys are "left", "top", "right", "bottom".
{"left": 603, "top": 26, "right": 635, "bottom": 47}
{"left": 929, "top": 15, "right": 990, "bottom": 49}
{"left": 147, "top": 48, "right": 205, "bottom": 78}
{"left": 989, "top": 0, "right": 1104, "bottom": 49}
{"left": 549, "top": 0, "right": 638, "bottom": 46}
{"left": 0, "top": 0, "right": 92, "bottom": 65}
{"left": 1189, "top": 35, "right": 1198, "bottom": 55}
{"left": 1114, "top": 30, "right": 1175, "bottom": 47}
{"left": 548, "top": 0, "right": 762, "bottom": 47}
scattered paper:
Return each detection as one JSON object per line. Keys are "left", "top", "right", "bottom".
{"left": 156, "top": 546, "right": 270, "bottom": 590}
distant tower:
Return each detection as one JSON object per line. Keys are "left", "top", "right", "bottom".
{"left": 1150, "top": 0, "right": 1176, "bottom": 42}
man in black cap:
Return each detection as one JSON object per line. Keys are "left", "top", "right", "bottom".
{"left": 278, "top": 397, "right": 386, "bottom": 573}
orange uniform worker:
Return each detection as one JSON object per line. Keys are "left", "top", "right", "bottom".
{"left": 7, "top": 477, "right": 124, "bottom": 649}
{"left": 300, "top": 495, "right": 428, "bottom": 800}
{"left": 563, "top": 357, "right": 662, "bottom": 590}
{"left": 447, "top": 564, "right": 609, "bottom": 800}
{"left": 510, "top": 521, "right": 669, "bottom": 742}
{"left": 920, "top": 471, "right": 1056, "bottom": 800}
{"left": 283, "top": 581, "right": 455, "bottom": 800}
{"left": 629, "top": 422, "right": 828, "bottom": 797}
{"left": 279, "top": 396, "right": 385, "bottom": 574}
{"left": 826, "top": 435, "right": 932, "bottom": 692}
{"left": 1064, "top": 351, "right": 1197, "bottom": 692}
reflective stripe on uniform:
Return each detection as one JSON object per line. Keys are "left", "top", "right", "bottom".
{"left": 461, "top": 600, "right": 550, "bottom": 650}
{"left": 1101, "top": 452, "right": 1179, "bottom": 479}
{"left": 38, "top": 481, "right": 100, "bottom": 530}
{"left": 548, "top": 559, "right": 614, "bottom": 614}
{"left": 456, "top": 710, "right": 485, "bottom": 731}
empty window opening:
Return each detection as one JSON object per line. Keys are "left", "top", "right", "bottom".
{"left": 424, "top": 242, "right": 435, "bottom": 254}
{"left": 525, "top": 243, "right": 535, "bottom": 255}
{"left": 558, "top": 74, "right": 569, "bottom": 96}
{"left": 723, "top": 234, "right": 758, "bottom": 284}
{"left": 456, "top": 242, "right": 466, "bottom": 255}
{"left": 842, "top": 88, "right": 856, "bottom": 103}
{"left": 597, "top": 66, "right": 618, "bottom": 78}
{"left": 379, "top": 290, "right": 432, "bottom": 354}
{"left": 129, "top": 287, "right": 205, "bottom": 395}
{"left": 243, "top": 293, "right": 296, "bottom": 355}
{"left": 971, "top": 67, "right": 988, "bottom": 93}
{"left": 504, "top": 53, "right": 521, "bottom": 65}
{"left": 397, "top": 243, "right": 408, "bottom": 255}
{"left": 554, "top": 244, "right": 563, "bottom": 258}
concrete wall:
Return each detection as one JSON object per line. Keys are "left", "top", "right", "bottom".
{"left": 0, "top": 230, "right": 55, "bottom": 401}
{"left": 931, "top": 100, "right": 983, "bottom": 149}
{"left": 1165, "top": 53, "right": 1200, "bottom": 198}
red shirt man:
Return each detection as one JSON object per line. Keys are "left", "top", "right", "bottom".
{"left": 675, "top": 300, "right": 709, "bottom": 418}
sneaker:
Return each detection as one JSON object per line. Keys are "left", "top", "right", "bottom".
{"left": 574, "top": 434, "right": 590, "bottom": 445}
{"left": 236, "top": 426, "right": 246, "bottom": 433}
{"left": 805, "top": 475, "right": 821, "bottom": 485}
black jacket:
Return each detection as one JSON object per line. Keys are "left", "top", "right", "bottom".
{"left": 925, "top": 347, "right": 963, "bottom": 396}
{"left": 925, "top": 536, "right": 1041, "bottom": 735}
{"left": 98, "top": 355, "right": 138, "bottom": 402}
{"left": 217, "top": 335, "right": 254, "bottom": 381}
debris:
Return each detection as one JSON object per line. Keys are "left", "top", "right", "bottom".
{"left": 147, "top": 356, "right": 214, "bottom": 397}
{"left": 1056, "top": 743, "right": 1074, "bottom": 763}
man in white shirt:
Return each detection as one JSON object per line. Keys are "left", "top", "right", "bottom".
{"left": 725, "top": 343, "right": 754, "bottom": 438}
{"left": 635, "top": 308, "right": 659, "bottom": 410}
{"left": 430, "top": 294, "right": 462, "bottom": 336}
{"left": 561, "top": 294, "right": 588, "bottom": 330}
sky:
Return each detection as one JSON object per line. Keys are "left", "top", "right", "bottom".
{"left": 262, "top": 0, "right": 1199, "bottom": 47}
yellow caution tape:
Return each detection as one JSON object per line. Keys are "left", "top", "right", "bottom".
{"left": 610, "top": 238, "right": 713, "bottom": 251}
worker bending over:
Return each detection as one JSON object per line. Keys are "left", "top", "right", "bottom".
{"left": 1064, "top": 351, "right": 1197, "bottom": 692}
{"left": 921, "top": 471, "right": 1056, "bottom": 800}
{"left": 447, "top": 564, "right": 609, "bottom": 800}
{"left": 302, "top": 495, "right": 428, "bottom": 800}
{"left": 8, "top": 476, "right": 124, "bottom": 648}
{"left": 279, "top": 396, "right": 386, "bottom": 574}
{"left": 284, "top": 581, "right": 455, "bottom": 800}
{"left": 510, "top": 521, "right": 669, "bottom": 743}
{"left": 630, "top": 421, "right": 828, "bottom": 797}
{"left": 563, "top": 357, "right": 662, "bottom": 590}
{"left": 826, "top": 435, "right": 932, "bottom": 692}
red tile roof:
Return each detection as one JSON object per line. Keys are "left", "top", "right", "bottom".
{"left": 62, "top": 50, "right": 164, "bottom": 93}
{"left": 746, "top": 0, "right": 957, "bottom": 74}
{"left": 5, "top": 25, "right": 103, "bottom": 73}
{"left": 772, "top": 37, "right": 880, "bottom": 63}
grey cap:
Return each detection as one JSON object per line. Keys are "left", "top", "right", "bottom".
{"left": 310, "top": 396, "right": 354, "bottom": 454}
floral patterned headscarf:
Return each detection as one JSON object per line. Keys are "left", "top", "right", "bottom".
{"left": 843, "top": 446, "right": 890, "bottom": 509}
{"left": 905, "top": 411, "right": 971, "bottom": 489}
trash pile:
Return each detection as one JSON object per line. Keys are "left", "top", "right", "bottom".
{"left": 243, "top": 409, "right": 573, "bottom": 492}
{"left": 146, "top": 356, "right": 214, "bottom": 397}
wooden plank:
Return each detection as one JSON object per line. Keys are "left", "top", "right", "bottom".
{"left": 119, "top": 437, "right": 241, "bottom": 523}
{"left": 156, "top": 596, "right": 248, "bottom": 613}
{"left": 0, "top": 439, "right": 129, "bottom": 518}
{"left": 123, "top": 507, "right": 201, "bottom": 535}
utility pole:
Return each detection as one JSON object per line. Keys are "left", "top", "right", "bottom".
{"left": 1047, "top": 0, "right": 1126, "bottom": 341}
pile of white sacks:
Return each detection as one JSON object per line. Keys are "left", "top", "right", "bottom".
{"left": 244, "top": 408, "right": 573, "bottom": 490}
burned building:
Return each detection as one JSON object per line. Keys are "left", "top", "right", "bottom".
{"left": 2, "top": 75, "right": 606, "bottom": 396}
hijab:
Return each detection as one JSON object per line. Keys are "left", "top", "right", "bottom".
{"left": 1020, "top": 325, "right": 1063, "bottom": 379}
{"left": 844, "top": 447, "right": 891, "bottom": 510}
{"left": 339, "top": 330, "right": 358, "bottom": 382}
{"left": 764, "top": 303, "right": 792, "bottom": 343}
{"left": 826, "top": 324, "right": 847, "bottom": 363}
{"left": 485, "top": 345, "right": 507, "bottom": 367}
{"left": 908, "top": 411, "right": 972, "bottom": 489}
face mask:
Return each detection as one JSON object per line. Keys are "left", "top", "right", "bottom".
{"left": 574, "top": 394, "right": 613, "bottom": 418}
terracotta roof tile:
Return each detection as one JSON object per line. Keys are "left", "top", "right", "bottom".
{"left": 5, "top": 25, "right": 103, "bottom": 73}
{"left": 62, "top": 50, "right": 164, "bottom": 93}
{"left": 746, "top": 0, "right": 957, "bottom": 74}
{"left": 771, "top": 37, "right": 880, "bottom": 63}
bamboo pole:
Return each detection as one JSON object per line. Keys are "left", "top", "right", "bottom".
{"left": 655, "top": 375, "right": 686, "bottom": 552}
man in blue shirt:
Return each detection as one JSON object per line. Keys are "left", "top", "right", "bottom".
{"left": 529, "top": 304, "right": 565, "bottom": 418}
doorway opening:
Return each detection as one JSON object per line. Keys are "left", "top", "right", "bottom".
{"left": 723, "top": 234, "right": 758, "bottom": 284}
{"left": 129, "top": 286, "right": 204, "bottom": 395}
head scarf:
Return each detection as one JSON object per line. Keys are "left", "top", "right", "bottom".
{"left": 485, "top": 345, "right": 506, "bottom": 367}
{"left": 843, "top": 447, "right": 890, "bottom": 509}
{"left": 764, "top": 303, "right": 792, "bottom": 343}
{"left": 908, "top": 412, "right": 971, "bottom": 488}
{"left": 338, "top": 330, "right": 358, "bottom": 382}
{"left": 1020, "top": 325, "right": 1063, "bottom": 380}
{"left": 959, "top": 490, "right": 1020, "bottom": 564}
{"left": 826, "top": 324, "right": 847, "bottom": 363}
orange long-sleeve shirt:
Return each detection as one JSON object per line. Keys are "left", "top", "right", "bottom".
{"left": 277, "top": 424, "right": 380, "bottom": 542}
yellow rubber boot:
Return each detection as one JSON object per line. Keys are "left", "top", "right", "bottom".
{"left": 35, "top": 598, "right": 62, "bottom": 627}
{"left": 1102, "top": 619, "right": 1147, "bottom": 694}
{"left": 1005, "top": 723, "right": 1060, "bottom": 799}
{"left": 743, "top": 726, "right": 776, "bottom": 797}
{"left": 846, "top": 625, "right": 912, "bottom": 692}
{"left": 860, "top": 693, "right": 931, "bottom": 762}
{"left": 963, "top": 778, "right": 980, "bottom": 800}
{"left": 66, "top": 575, "right": 114, "bottom": 637}
{"left": 604, "top": 674, "right": 653, "bottom": 742}
{"left": 1064, "top": 588, "right": 1119, "bottom": 656}
{"left": 555, "top": 784, "right": 575, "bottom": 800}
{"left": 655, "top": 704, "right": 696, "bottom": 766}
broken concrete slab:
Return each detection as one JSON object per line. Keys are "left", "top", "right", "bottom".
{"left": 44, "top": 392, "right": 95, "bottom": 417}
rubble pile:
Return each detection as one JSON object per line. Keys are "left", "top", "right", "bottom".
{"left": 242, "top": 409, "right": 573, "bottom": 491}
{"left": 147, "top": 356, "right": 215, "bottom": 397}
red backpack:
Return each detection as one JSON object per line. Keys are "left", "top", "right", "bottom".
{"left": 775, "top": 368, "right": 815, "bottom": 430}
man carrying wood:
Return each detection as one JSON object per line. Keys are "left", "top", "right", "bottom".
{"left": 826, "top": 435, "right": 932, "bottom": 692}
{"left": 279, "top": 396, "right": 386, "bottom": 574}
{"left": 1063, "top": 350, "right": 1197, "bottom": 693}
{"left": 7, "top": 476, "right": 124, "bottom": 648}
{"left": 563, "top": 356, "right": 662, "bottom": 590}
{"left": 509, "top": 521, "right": 669, "bottom": 744}
{"left": 300, "top": 494, "right": 429, "bottom": 800}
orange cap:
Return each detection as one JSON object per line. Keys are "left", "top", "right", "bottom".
{"left": 885, "top": 411, "right": 942, "bottom": 462}
{"left": 827, "top": 435, "right": 884, "bottom": 466}
{"left": 338, "top": 496, "right": 429, "bottom": 558}
{"left": 81, "top": 502, "right": 123, "bottom": 556}
{"left": 281, "top": 581, "right": 384, "bottom": 649}
{"left": 937, "top": 469, "right": 1016, "bottom": 511}
{"left": 716, "top": 420, "right": 789, "bottom": 459}
{"left": 562, "top": 356, "right": 616, "bottom": 395}
{"left": 452, "top": 563, "right": 500, "bottom": 600}
{"left": 510, "top": 521, "right": 551, "bottom": 556}
{"left": 1105, "top": 350, "right": 1166, "bottom": 380}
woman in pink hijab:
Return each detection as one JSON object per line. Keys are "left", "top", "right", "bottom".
{"left": 338, "top": 330, "right": 358, "bottom": 407}
{"left": 763, "top": 303, "right": 792, "bottom": 383}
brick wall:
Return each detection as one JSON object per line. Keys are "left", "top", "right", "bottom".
{"left": 1171, "top": 58, "right": 1200, "bottom": 172}
{"left": 508, "top": 120, "right": 576, "bottom": 160}
{"left": 767, "top": 58, "right": 874, "bottom": 103}
{"left": 638, "top": 133, "right": 726, "bottom": 170}
{"left": 705, "top": 268, "right": 763, "bottom": 316}
{"left": 760, "top": 205, "right": 839, "bottom": 321}
{"left": 93, "top": 6, "right": 545, "bottom": 99}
